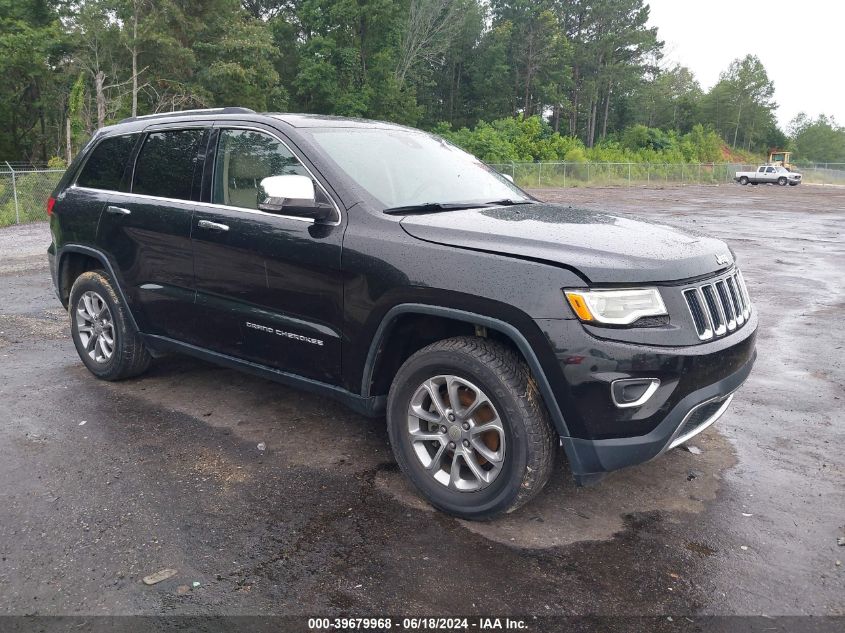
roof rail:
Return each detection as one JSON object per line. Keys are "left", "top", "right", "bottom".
{"left": 118, "top": 107, "right": 256, "bottom": 125}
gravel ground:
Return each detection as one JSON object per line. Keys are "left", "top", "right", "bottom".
{"left": 0, "top": 184, "right": 842, "bottom": 622}
{"left": 0, "top": 222, "right": 55, "bottom": 275}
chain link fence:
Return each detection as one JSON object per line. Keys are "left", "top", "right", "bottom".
{"left": 0, "top": 164, "right": 64, "bottom": 227}
{"left": 799, "top": 164, "right": 845, "bottom": 185}
{"left": 489, "top": 162, "right": 845, "bottom": 189}
{"left": 1, "top": 161, "right": 844, "bottom": 228}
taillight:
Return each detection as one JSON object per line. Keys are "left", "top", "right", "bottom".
{"left": 47, "top": 196, "right": 56, "bottom": 216}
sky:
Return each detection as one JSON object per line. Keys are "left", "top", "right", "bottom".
{"left": 646, "top": 0, "right": 845, "bottom": 131}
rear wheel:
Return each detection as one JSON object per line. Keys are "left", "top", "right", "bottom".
{"left": 69, "top": 270, "right": 151, "bottom": 380}
{"left": 386, "top": 336, "right": 556, "bottom": 520}
{"left": 739, "top": 176, "right": 749, "bottom": 185}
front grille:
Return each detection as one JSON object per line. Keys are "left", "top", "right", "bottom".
{"left": 683, "top": 269, "right": 751, "bottom": 341}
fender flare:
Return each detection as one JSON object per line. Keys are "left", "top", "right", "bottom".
{"left": 57, "top": 244, "right": 141, "bottom": 331}
{"left": 361, "top": 303, "right": 574, "bottom": 442}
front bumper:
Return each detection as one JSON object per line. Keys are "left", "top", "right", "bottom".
{"left": 562, "top": 351, "right": 753, "bottom": 484}
{"left": 534, "top": 312, "right": 757, "bottom": 484}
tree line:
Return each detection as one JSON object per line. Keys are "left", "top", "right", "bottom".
{"left": 2, "top": 0, "right": 843, "bottom": 165}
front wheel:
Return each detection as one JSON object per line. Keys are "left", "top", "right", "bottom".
{"left": 778, "top": 176, "right": 788, "bottom": 186}
{"left": 386, "top": 336, "right": 556, "bottom": 520}
{"left": 69, "top": 270, "right": 151, "bottom": 380}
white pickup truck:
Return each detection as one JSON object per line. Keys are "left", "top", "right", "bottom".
{"left": 735, "top": 165, "right": 802, "bottom": 186}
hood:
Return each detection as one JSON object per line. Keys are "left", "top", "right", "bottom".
{"left": 399, "top": 203, "right": 733, "bottom": 284}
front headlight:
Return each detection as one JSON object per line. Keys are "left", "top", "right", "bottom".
{"left": 564, "top": 288, "right": 667, "bottom": 325}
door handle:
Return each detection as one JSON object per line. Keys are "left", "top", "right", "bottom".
{"left": 106, "top": 205, "right": 131, "bottom": 216}
{"left": 197, "top": 219, "right": 229, "bottom": 232}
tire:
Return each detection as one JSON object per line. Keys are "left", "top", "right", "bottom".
{"left": 778, "top": 176, "right": 787, "bottom": 186}
{"left": 789, "top": 181, "right": 799, "bottom": 186}
{"left": 386, "top": 336, "right": 556, "bottom": 520}
{"left": 69, "top": 269, "right": 151, "bottom": 380}
{"left": 739, "top": 176, "right": 749, "bottom": 185}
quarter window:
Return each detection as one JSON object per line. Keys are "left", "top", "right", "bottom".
{"left": 213, "top": 129, "right": 308, "bottom": 210}
{"left": 132, "top": 129, "right": 205, "bottom": 200}
{"left": 76, "top": 134, "right": 136, "bottom": 191}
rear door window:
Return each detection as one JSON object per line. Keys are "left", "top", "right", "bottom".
{"left": 132, "top": 129, "right": 205, "bottom": 200}
{"left": 76, "top": 134, "right": 137, "bottom": 191}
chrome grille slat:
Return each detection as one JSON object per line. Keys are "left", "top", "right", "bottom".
{"left": 683, "top": 288, "right": 713, "bottom": 340}
{"left": 684, "top": 268, "right": 752, "bottom": 341}
{"left": 695, "top": 288, "right": 715, "bottom": 338}
{"left": 730, "top": 274, "right": 745, "bottom": 314}
{"left": 736, "top": 271, "right": 752, "bottom": 319}
{"left": 701, "top": 284, "right": 726, "bottom": 336}
{"left": 714, "top": 280, "right": 736, "bottom": 330}
{"left": 725, "top": 277, "right": 744, "bottom": 325}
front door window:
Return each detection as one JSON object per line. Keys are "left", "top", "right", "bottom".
{"left": 212, "top": 129, "right": 308, "bottom": 210}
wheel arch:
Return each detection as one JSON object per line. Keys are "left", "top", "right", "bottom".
{"left": 361, "top": 304, "right": 573, "bottom": 442}
{"left": 57, "top": 245, "right": 140, "bottom": 331}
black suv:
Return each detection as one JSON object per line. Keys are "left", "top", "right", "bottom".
{"left": 48, "top": 108, "right": 757, "bottom": 519}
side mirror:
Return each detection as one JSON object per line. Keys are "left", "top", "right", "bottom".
{"left": 502, "top": 173, "right": 514, "bottom": 183}
{"left": 257, "top": 175, "right": 334, "bottom": 221}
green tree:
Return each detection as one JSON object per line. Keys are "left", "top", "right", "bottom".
{"left": 465, "top": 20, "right": 515, "bottom": 123}
{"left": 630, "top": 64, "right": 702, "bottom": 132}
{"left": 789, "top": 114, "right": 845, "bottom": 163}
{"left": 486, "top": 1, "right": 571, "bottom": 119}
{"left": 701, "top": 55, "right": 777, "bottom": 152}
{"left": 417, "top": 0, "right": 484, "bottom": 127}
{"left": 0, "top": 0, "right": 799, "bottom": 165}
{"left": 543, "top": 0, "right": 661, "bottom": 145}
{"left": 0, "top": 0, "right": 66, "bottom": 161}
{"left": 194, "top": 11, "right": 284, "bottom": 111}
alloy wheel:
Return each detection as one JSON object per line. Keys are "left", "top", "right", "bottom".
{"left": 406, "top": 375, "right": 506, "bottom": 492}
{"left": 75, "top": 290, "right": 116, "bottom": 363}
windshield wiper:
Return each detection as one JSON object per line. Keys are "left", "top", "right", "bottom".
{"left": 383, "top": 199, "right": 533, "bottom": 215}
{"left": 383, "top": 202, "right": 487, "bottom": 215}
{"left": 483, "top": 198, "right": 534, "bottom": 206}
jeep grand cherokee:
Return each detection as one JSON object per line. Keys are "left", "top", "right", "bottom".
{"left": 47, "top": 108, "right": 757, "bottom": 519}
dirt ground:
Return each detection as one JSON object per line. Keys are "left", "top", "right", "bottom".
{"left": 0, "top": 184, "right": 842, "bottom": 622}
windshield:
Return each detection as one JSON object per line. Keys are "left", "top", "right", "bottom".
{"left": 304, "top": 127, "right": 531, "bottom": 209}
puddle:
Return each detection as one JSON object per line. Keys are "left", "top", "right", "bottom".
{"left": 93, "top": 349, "right": 739, "bottom": 550}
{"left": 103, "top": 357, "right": 393, "bottom": 470}
{"left": 376, "top": 428, "right": 737, "bottom": 549}
{"left": 686, "top": 541, "right": 717, "bottom": 557}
